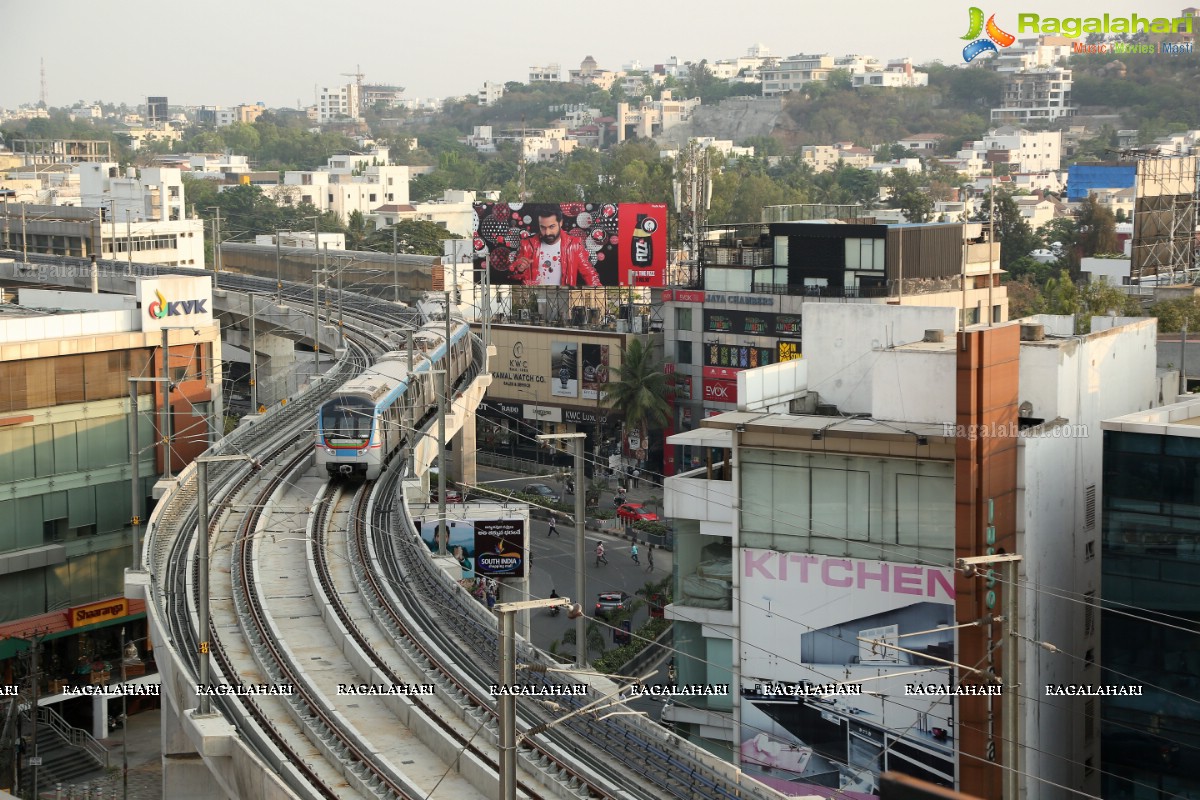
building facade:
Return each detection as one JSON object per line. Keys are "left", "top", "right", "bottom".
{"left": 991, "top": 68, "right": 1076, "bottom": 124}
{"left": 663, "top": 222, "right": 1007, "bottom": 474}
{"left": 1101, "top": 398, "right": 1200, "bottom": 798}
{"left": 0, "top": 279, "right": 220, "bottom": 710}
{"left": 662, "top": 309, "right": 1161, "bottom": 798}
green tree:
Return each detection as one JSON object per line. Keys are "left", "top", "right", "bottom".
{"left": 364, "top": 220, "right": 461, "bottom": 256}
{"left": 345, "top": 210, "right": 370, "bottom": 250}
{"left": 976, "top": 191, "right": 1040, "bottom": 269}
{"left": 1150, "top": 297, "right": 1200, "bottom": 333}
{"left": 1077, "top": 196, "right": 1119, "bottom": 256}
{"left": 560, "top": 620, "right": 608, "bottom": 660}
{"left": 887, "top": 169, "right": 933, "bottom": 223}
{"left": 603, "top": 338, "right": 671, "bottom": 464}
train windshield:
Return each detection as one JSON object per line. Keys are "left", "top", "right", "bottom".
{"left": 320, "top": 397, "right": 374, "bottom": 445}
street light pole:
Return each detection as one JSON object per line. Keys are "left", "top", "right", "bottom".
{"left": 494, "top": 597, "right": 574, "bottom": 800}
{"left": 160, "top": 328, "right": 173, "bottom": 482}
{"left": 537, "top": 432, "right": 587, "bottom": 667}
{"left": 249, "top": 294, "right": 258, "bottom": 413}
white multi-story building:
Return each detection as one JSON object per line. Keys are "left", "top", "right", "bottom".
{"left": 477, "top": 81, "right": 505, "bottom": 106}
{"left": 991, "top": 36, "right": 1074, "bottom": 72}
{"left": 969, "top": 127, "right": 1063, "bottom": 173}
{"left": 267, "top": 147, "right": 409, "bottom": 223}
{"left": 77, "top": 162, "right": 186, "bottom": 223}
{"left": 896, "top": 133, "right": 946, "bottom": 152}
{"left": 316, "top": 82, "right": 361, "bottom": 122}
{"left": 852, "top": 59, "right": 929, "bottom": 88}
{"left": 991, "top": 67, "right": 1075, "bottom": 124}
{"left": 528, "top": 63, "right": 562, "bottom": 83}
{"left": 760, "top": 54, "right": 834, "bottom": 96}
{"left": 185, "top": 153, "right": 251, "bottom": 177}
{"left": 662, "top": 307, "right": 1159, "bottom": 799}
{"left": 616, "top": 91, "right": 701, "bottom": 143}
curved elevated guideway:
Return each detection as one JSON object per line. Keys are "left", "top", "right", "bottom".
{"left": 0, "top": 252, "right": 787, "bottom": 800}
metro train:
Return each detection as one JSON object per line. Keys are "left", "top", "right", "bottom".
{"left": 316, "top": 314, "right": 473, "bottom": 480}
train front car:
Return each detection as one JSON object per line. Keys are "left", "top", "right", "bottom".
{"left": 316, "top": 394, "right": 377, "bottom": 479}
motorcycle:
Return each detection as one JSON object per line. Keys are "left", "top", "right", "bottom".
{"left": 107, "top": 714, "right": 125, "bottom": 732}
{"left": 565, "top": 478, "right": 575, "bottom": 495}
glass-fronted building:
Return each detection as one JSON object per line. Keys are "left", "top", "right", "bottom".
{"left": 1102, "top": 401, "right": 1200, "bottom": 798}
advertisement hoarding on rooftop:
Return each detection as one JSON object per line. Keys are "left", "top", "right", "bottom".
{"left": 473, "top": 202, "right": 667, "bottom": 288}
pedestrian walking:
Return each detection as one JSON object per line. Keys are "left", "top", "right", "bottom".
{"left": 630, "top": 543, "right": 640, "bottom": 565}
{"left": 646, "top": 546, "right": 655, "bottom": 572}
{"left": 595, "top": 541, "right": 608, "bottom": 566}
{"left": 486, "top": 588, "right": 496, "bottom": 611}
{"left": 631, "top": 469, "right": 641, "bottom": 489}
{"left": 548, "top": 516, "right": 559, "bottom": 536}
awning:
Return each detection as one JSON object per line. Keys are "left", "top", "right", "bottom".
{"left": 667, "top": 427, "right": 733, "bottom": 450}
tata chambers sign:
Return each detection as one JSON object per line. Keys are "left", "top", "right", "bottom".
{"left": 138, "top": 275, "right": 213, "bottom": 333}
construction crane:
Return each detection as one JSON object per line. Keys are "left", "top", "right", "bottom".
{"left": 341, "top": 65, "right": 365, "bottom": 118}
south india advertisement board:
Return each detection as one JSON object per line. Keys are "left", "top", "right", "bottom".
{"left": 739, "top": 550, "right": 958, "bottom": 794}
{"left": 473, "top": 202, "right": 667, "bottom": 287}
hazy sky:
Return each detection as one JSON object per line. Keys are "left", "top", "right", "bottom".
{"left": 3, "top": 1, "right": 1193, "bottom": 110}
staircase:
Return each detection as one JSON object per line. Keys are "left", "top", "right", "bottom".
{"left": 19, "top": 706, "right": 109, "bottom": 797}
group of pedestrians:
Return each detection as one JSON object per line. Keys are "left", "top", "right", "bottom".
{"left": 592, "top": 539, "right": 654, "bottom": 570}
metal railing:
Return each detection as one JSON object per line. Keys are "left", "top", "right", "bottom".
{"left": 36, "top": 705, "right": 109, "bottom": 769}
{"left": 750, "top": 282, "right": 891, "bottom": 298}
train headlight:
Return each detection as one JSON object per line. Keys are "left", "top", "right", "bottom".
{"left": 358, "top": 448, "right": 368, "bottom": 456}
{"left": 324, "top": 447, "right": 335, "bottom": 456}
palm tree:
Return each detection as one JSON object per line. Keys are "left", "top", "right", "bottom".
{"left": 603, "top": 338, "right": 671, "bottom": 467}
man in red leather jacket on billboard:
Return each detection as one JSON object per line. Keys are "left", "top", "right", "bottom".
{"left": 511, "top": 208, "right": 603, "bottom": 287}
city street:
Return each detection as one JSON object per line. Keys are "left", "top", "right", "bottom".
{"left": 470, "top": 464, "right": 671, "bottom": 661}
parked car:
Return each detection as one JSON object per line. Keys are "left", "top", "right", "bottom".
{"left": 617, "top": 503, "right": 658, "bottom": 522}
{"left": 595, "top": 591, "right": 632, "bottom": 619}
{"left": 523, "top": 483, "right": 561, "bottom": 503}
{"left": 429, "top": 487, "right": 464, "bottom": 503}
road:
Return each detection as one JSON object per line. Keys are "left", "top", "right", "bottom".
{"left": 471, "top": 465, "right": 671, "bottom": 665}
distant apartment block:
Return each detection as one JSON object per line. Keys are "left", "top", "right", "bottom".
{"left": 852, "top": 58, "right": 929, "bottom": 88}
{"left": 990, "top": 36, "right": 1073, "bottom": 72}
{"left": 146, "top": 96, "right": 169, "bottom": 125}
{"left": 268, "top": 147, "right": 409, "bottom": 223}
{"left": 317, "top": 82, "right": 360, "bottom": 122}
{"left": 760, "top": 54, "right": 834, "bottom": 95}
{"left": 616, "top": 91, "right": 700, "bottom": 143}
{"left": 363, "top": 84, "right": 406, "bottom": 111}
{"left": 969, "top": 127, "right": 1063, "bottom": 173}
{"left": 477, "top": 81, "right": 505, "bottom": 107}
{"left": 528, "top": 63, "right": 563, "bottom": 83}
{"left": 991, "top": 67, "right": 1076, "bottom": 124}
{"left": 896, "top": 133, "right": 946, "bottom": 152}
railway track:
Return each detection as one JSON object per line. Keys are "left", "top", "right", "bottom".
{"left": 1, "top": 253, "right": 785, "bottom": 800}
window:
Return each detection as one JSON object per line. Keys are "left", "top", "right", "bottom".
{"left": 1084, "top": 590, "right": 1095, "bottom": 636}
{"left": 369, "top": 194, "right": 377, "bottom": 202}
{"left": 677, "top": 341, "right": 693, "bottom": 365}
{"left": 1085, "top": 648, "right": 1095, "bottom": 668}
{"left": 1085, "top": 540, "right": 1095, "bottom": 560}
{"left": 676, "top": 307, "right": 693, "bottom": 331}
{"left": 1084, "top": 700, "right": 1096, "bottom": 745}
{"left": 1084, "top": 484, "right": 1096, "bottom": 529}
{"left": 845, "top": 237, "right": 885, "bottom": 270}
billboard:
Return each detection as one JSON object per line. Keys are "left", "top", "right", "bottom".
{"left": 473, "top": 202, "right": 667, "bottom": 287}
{"left": 138, "top": 275, "right": 213, "bottom": 333}
{"left": 474, "top": 519, "right": 527, "bottom": 578}
{"left": 581, "top": 343, "right": 610, "bottom": 400}
{"left": 418, "top": 518, "right": 478, "bottom": 579}
{"left": 551, "top": 341, "right": 578, "bottom": 398}
{"left": 740, "top": 550, "right": 958, "bottom": 794}
{"left": 705, "top": 342, "right": 775, "bottom": 370}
